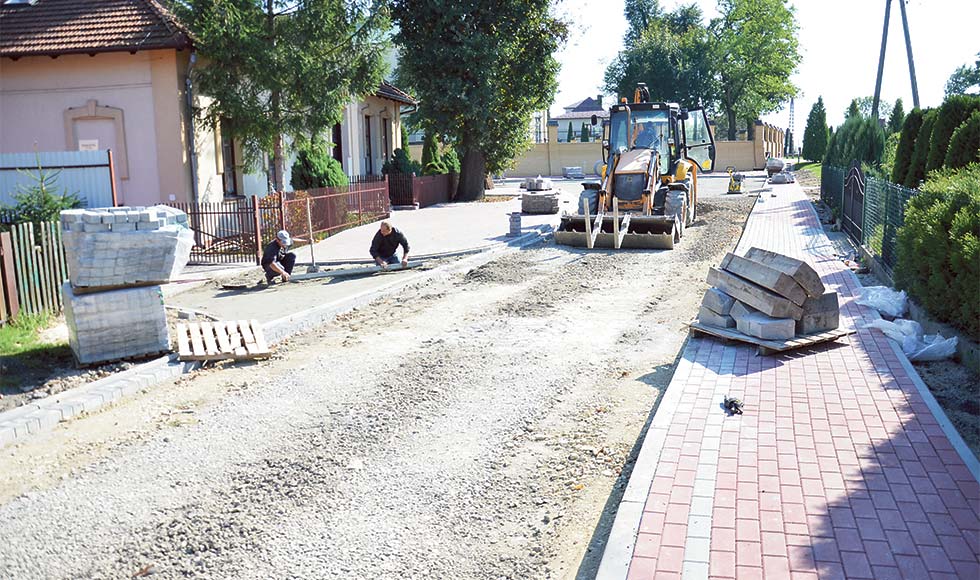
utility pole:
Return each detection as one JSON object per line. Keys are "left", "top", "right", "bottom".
{"left": 898, "top": 0, "right": 920, "bottom": 109}
{"left": 787, "top": 97, "right": 795, "bottom": 155}
{"left": 871, "top": 0, "right": 892, "bottom": 120}
{"left": 872, "top": 0, "right": 920, "bottom": 119}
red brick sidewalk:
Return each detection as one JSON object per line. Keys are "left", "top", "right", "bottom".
{"left": 597, "top": 183, "right": 980, "bottom": 580}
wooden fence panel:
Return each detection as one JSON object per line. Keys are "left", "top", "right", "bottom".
{"left": 2, "top": 221, "right": 68, "bottom": 319}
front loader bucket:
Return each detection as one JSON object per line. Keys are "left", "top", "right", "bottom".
{"left": 555, "top": 214, "right": 679, "bottom": 249}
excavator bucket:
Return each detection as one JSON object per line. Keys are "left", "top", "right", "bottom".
{"left": 555, "top": 213, "right": 679, "bottom": 250}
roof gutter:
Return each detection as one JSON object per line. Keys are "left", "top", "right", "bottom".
{"left": 184, "top": 50, "right": 199, "bottom": 204}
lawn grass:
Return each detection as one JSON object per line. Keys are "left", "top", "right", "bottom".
{"left": 0, "top": 313, "right": 72, "bottom": 390}
{"left": 795, "top": 161, "right": 822, "bottom": 179}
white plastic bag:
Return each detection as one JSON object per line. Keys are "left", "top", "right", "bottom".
{"left": 856, "top": 286, "right": 908, "bottom": 318}
{"left": 908, "top": 334, "right": 958, "bottom": 362}
{"left": 862, "top": 319, "right": 958, "bottom": 361}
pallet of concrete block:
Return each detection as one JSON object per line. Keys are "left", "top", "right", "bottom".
{"left": 63, "top": 283, "right": 170, "bottom": 365}
{"left": 694, "top": 247, "right": 854, "bottom": 355}
{"left": 60, "top": 206, "right": 193, "bottom": 289}
{"left": 175, "top": 319, "right": 270, "bottom": 361}
{"left": 521, "top": 191, "right": 559, "bottom": 214}
{"left": 523, "top": 176, "right": 554, "bottom": 191}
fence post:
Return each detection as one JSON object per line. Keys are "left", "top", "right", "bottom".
{"left": 357, "top": 187, "right": 363, "bottom": 226}
{"left": 0, "top": 231, "right": 18, "bottom": 320}
{"left": 251, "top": 195, "right": 263, "bottom": 265}
{"left": 278, "top": 192, "right": 286, "bottom": 232}
{"left": 107, "top": 149, "right": 119, "bottom": 206}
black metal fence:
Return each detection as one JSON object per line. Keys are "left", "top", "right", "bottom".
{"left": 822, "top": 164, "right": 918, "bottom": 273}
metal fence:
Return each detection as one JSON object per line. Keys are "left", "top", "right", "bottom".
{"left": 387, "top": 173, "right": 453, "bottom": 208}
{"left": 167, "top": 176, "right": 390, "bottom": 266}
{"left": 0, "top": 150, "right": 116, "bottom": 210}
{"left": 822, "top": 164, "right": 918, "bottom": 273}
{"left": 0, "top": 221, "right": 69, "bottom": 323}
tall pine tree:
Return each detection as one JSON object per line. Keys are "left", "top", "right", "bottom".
{"left": 801, "top": 96, "right": 829, "bottom": 162}
{"left": 888, "top": 98, "right": 905, "bottom": 134}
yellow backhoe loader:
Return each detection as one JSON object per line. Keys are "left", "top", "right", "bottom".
{"left": 555, "top": 84, "right": 716, "bottom": 249}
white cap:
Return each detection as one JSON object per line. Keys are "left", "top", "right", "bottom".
{"left": 276, "top": 230, "right": 292, "bottom": 246}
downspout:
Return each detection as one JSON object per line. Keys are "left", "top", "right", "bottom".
{"left": 185, "top": 50, "right": 200, "bottom": 204}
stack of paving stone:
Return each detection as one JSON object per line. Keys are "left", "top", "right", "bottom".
{"left": 521, "top": 176, "right": 559, "bottom": 214}
{"left": 697, "top": 247, "right": 839, "bottom": 341}
{"left": 60, "top": 206, "right": 193, "bottom": 364}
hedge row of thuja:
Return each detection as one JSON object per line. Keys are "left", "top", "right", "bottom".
{"left": 892, "top": 95, "right": 980, "bottom": 188}
{"left": 895, "top": 163, "right": 980, "bottom": 340}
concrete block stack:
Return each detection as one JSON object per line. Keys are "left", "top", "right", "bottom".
{"left": 698, "top": 247, "right": 839, "bottom": 341}
{"left": 521, "top": 176, "right": 559, "bottom": 214}
{"left": 59, "top": 205, "right": 193, "bottom": 364}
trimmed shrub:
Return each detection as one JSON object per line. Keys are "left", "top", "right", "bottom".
{"left": 905, "top": 110, "right": 936, "bottom": 188}
{"left": 895, "top": 163, "right": 980, "bottom": 339}
{"left": 382, "top": 148, "right": 422, "bottom": 175}
{"left": 400, "top": 123, "right": 410, "bottom": 150}
{"left": 420, "top": 132, "right": 441, "bottom": 169}
{"left": 926, "top": 94, "right": 980, "bottom": 173}
{"left": 892, "top": 108, "right": 923, "bottom": 183}
{"left": 566, "top": 123, "right": 574, "bottom": 143}
{"left": 824, "top": 116, "right": 884, "bottom": 167}
{"left": 441, "top": 146, "right": 461, "bottom": 174}
{"left": 880, "top": 132, "right": 901, "bottom": 180}
{"left": 944, "top": 110, "right": 980, "bottom": 170}
{"left": 290, "top": 138, "right": 348, "bottom": 190}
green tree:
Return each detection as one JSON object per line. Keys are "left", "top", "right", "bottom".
{"left": 850, "top": 96, "right": 891, "bottom": 121}
{"left": 945, "top": 53, "right": 980, "bottom": 97}
{"left": 566, "top": 123, "right": 575, "bottom": 143}
{"left": 845, "top": 99, "right": 860, "bottom": 120}
{"left": 711, "top": 0, "right": 801, "bottom": 140}
{"left": 604, "top": 13, "right": 718, "bottom": 111}
{"left": 905, "top": 109, "right": 937, "bottom": 188}
{"left": 420, "top": 132, "right": 441, "bottom": 168}
{"left": 945, "top": 110, "right": 980, "bottom": 170}
{"left": 2, "top": 154, "right": 83, "bottom": 224}
{"left": 392, "top": 0, "right": 566, "bottom": 200}
{"left": 623, "top": 0, "right": 664, "bottom": 45}
{"left": 926, "top": 94, "right": 980, "bottom": 173}
{"left": 888, "top": 98, "right": 905, "bottom": 133}
{"left": 183, "top": 0, "right": 388, "bottom": 191}
{"left": 580, "top": 122, "right": 590, "bottom": 142}
{"left": 801, "top": 96, "right": 829, "bottom": 161}
{"left": 892, "top": 108, "right": 923, "bottom": 183}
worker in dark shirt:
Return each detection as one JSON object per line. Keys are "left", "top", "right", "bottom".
{"left": 370, "top": 221, "right": 410, "bottom": 269}
{"left": 261, "top": 230, "right": 298, "bottom": 283}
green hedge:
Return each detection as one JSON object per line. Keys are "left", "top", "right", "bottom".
{"left": 925, "top": 94, "right": 980, "bottom": 173}
{"left": 904, "top": 110, "right": 937, "bottom": 188}
{"left": 892, "top": 108, "right": 923, "bottom": 183}
{"left": 290, "top": 138, "right": 348, "bottom": 190}
{"left": 895, "top": 163, "right": 980, "bottom": 340}
{"left": 823, "top": 116, "right": 884, "bottom": 167}
{"left": 945, "top": 110, "right": 980, "bottom": 169}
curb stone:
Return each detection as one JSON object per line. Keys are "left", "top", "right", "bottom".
{"left": 0, "top": 227, "right": 551, "bottom": 450}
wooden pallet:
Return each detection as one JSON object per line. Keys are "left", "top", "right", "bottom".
{"left": 689, "top": 321, "right": 856, "bottom": 356}
{"left": 175, "top": 319, "right": 271, "bottom": 361}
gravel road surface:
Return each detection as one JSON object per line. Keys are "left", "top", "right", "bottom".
{"left": 0, "top": 197, "right": 755, "bottom": 579}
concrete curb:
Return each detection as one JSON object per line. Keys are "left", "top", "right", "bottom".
{"left": 0, "top": 226, "right": 551, "bottom": 450}
{"left": 594, "top": 345, "right": 697, "bottom": 580}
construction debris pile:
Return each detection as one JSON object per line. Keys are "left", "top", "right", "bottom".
{"left": 521, "top": 176, "right": 559, "bottom": 214}
{"left": 698, "top": 247, "right": 840, "bottom": 342}
{"left": 60, "top": 206, "right": 194, "bottom": 364}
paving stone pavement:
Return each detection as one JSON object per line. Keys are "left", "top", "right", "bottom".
{"left": 599, "top": 183, "right": 980, "bottom": 579}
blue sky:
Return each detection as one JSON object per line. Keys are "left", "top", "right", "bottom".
{"left": 551, "top": 0, "right": 979, "bottom": 145}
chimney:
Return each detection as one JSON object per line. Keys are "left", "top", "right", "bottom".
{"left": 597, "top": 94, "right": 603, "bottom": 109}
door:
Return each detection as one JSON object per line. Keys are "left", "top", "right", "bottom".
{"left": 382, "top": 118, "right": 391, "bottom": 163}
{"left": 682, "top": 108, "right": 716, "bottom": 173}
{"left": 219, "top": 119, "right": 238, "bottom": 197}
{"left": 364, "top": 115, "right": 373, "bottom": 175}
{"left": 332, "top": 123, "right": 343, "bottom": 163}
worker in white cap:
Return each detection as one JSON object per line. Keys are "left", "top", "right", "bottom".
{"left": 261, "top": 230, "right": 300, "bottom": 283}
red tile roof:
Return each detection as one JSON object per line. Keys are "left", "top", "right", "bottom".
{"left": 0, "top": 0, "right": 193, "bottom": 58}
{"left": 376, "top": 80, "right": 417, "bottom": 106}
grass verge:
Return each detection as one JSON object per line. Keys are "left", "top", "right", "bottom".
{"left": 0, "top": 313, "right": 73, "bottom": 391}
{"left": 795, "top": 161, "right": 822, "bottom": 179}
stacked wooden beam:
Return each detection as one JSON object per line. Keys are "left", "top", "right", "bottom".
{"left": 698, "top": 247, "right": 840, "bottom": 343}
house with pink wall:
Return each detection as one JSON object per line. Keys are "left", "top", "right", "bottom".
{"left": 0, "top": 0, "right": 415, "bottom": 206}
